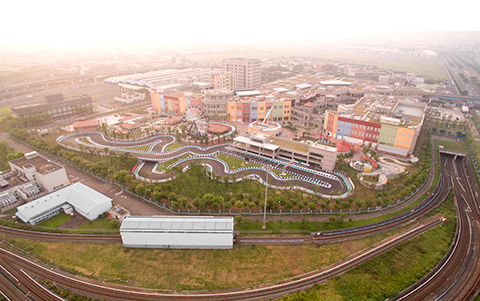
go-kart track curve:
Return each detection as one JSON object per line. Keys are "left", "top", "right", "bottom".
{"left": 57, "top": 132, "right": 352, "bottom": 197}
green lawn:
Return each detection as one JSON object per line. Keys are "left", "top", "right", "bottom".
{"left": 76, "top": 218, "right": 119, "bottom": 231}
{"left": 131, "top": 145, "right": 151, "bottom": 151}
{"left": 279, "top": 191, "right": 456, "bottom": 301}
{"left": 435, "top": 139, "right": 467, "bottom": 153}
{"left": 156, "top": 154, "right": 192, "bottom": 171}
{"left": 0, "top": 106, "right": 12, "bottom": 116}
{"left": 37, "top": 213, "right": 71, "bottom": 228}
{"left": 0, "top": 229, "right": 398, "bottom": 291}
{"left": 215, "top": 153, "right": 261, "bottom": 170}
{"left": 165, "top": 142, "right": 183, "bottom": 152}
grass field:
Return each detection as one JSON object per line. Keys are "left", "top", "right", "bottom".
{"left": 0, "top": 106, "right": 12, "bottom": 116}
{"left": 76, "top": 218, "right": 119, "bottom": 231}
{"left": 37, "top": 213, "right": 71, "bottom": 228}
{"left": 279, "top": 192, "right": 456, "bottom": 300}
{"left": 185, "top": 48, "right": 447, "bottom": 80}
{"left": 215, "top": 153, "right": 261, "bottom": 170}
{"left": 131, "top": 145, "right": 151, "bottom": 152}
{"left": 0, "top": 230, "right": 396, "bottom": 291}
{"left": 156, "top": 154, "right": 192, "bottom": 171}
{"left": 165, "top": 142, "right": 183, "bottom": 152}
{"left": 435, "top": 138, "right": 467, "bottom": 153}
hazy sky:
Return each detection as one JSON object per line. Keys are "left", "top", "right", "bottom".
{"left": 2, "top": 0, "right": 480, "bottom": 49}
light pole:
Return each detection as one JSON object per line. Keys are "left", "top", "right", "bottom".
{"left": 262, "top": 168, "right": 269, "bottom": 230}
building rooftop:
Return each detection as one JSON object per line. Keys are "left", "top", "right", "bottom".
{"left": 234, "top": 136, "right": 280, "bottom": 151}
{"left": 73, "top": 119, "right": 100, "bottom": 128}
{"left": 10, "top": 155, "right": 63, "bottom": 175}
{"left": 105, "top": 69, "right": 212, "bottom": 88}
{"left": 270, "top": 137, "right": 309, "bottom": 153}
{"left": 120, "top": 216, "right": 234, "bottom": 233}
{"left": 16, "top": 182, "right": 112, "bottom": 222}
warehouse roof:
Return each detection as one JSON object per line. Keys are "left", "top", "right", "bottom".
{"left": 16, "top": 183, "right": 112, "bottom": 222}
{"left": 120, "top": 216, "right": 234, "bottom": 233}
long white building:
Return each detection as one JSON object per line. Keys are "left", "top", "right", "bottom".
{"left": 120, "top": 216, "right": 234, "bottom": 249}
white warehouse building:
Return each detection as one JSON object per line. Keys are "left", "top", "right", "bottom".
{"left": 16, "top": 182, "right": 112, "bottom": 225}
{"left": 120, "top": 216, "right": 234, "bottom": 249}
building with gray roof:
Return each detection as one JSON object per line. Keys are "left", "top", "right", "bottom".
{"left": 120, "top": 216, "right": 234, "bottom": 249}
{"left": 15, "top": 182, "right": 112, "bottom": 225}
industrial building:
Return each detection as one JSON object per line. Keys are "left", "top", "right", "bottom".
{"left": 15, "top": 182, "right": 112, "bottom": 225}
{"left": 11, "top": 93, "right": 93, "bottom": 121}
{"left": 120, "top": 216, "right": 234, "bottom": 249}
{"left": 72, "top": 119, "right": 101, "bottom": 132}
{"left": 9, "top": 151, "right": 70, "bottom": 193}
{"left": 104, "top": 69, "right": 212, "bottom": 90}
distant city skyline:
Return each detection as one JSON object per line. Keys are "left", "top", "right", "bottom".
{"left": 2, "top": 0, "right": 480, "bottom": 50}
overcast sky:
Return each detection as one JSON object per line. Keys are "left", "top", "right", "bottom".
{"left": 2, "top": 0, "right": 480, "bottom": 49}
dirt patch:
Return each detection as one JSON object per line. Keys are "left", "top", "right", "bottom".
{"left": 58, "top": 214, "right": 88, "bottom": 229}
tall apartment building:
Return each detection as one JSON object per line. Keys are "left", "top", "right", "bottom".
{"left": 223, "top": 58, "right": 261, "bottom": 89}
{"left": 212, "top": 71, "right": 235, "bottom": 90}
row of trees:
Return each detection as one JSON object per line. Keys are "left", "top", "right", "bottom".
{"left": 10, "top": 128, "right": 137, "bottom": 178}
{"left": 0, "top": 141, "right": 24, "bottom": 171}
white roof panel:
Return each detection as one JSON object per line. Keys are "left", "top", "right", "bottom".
{"left": 121, "top": 216, "right": 234, "bottom": 233}
{"left": 16, "top": 183, "right": 112, "bottom": 222}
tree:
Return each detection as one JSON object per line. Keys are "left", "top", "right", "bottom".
{"left": 114, "top": 170, "right": 129, "bottom": 183}
{"left": 135, "top": 184, "right": 146, "bottom": 196}
{"left": 308, "top": 202, "right": 317, "bottom": 210}
{"left": 235, "top": 215, "right": 242, "bottom": 223}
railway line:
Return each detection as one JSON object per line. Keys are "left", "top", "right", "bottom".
{"left": 0, "top": 218, "right": 443, "bottom": 301}
{"left": 395, "top": 154, "right": 480, "bottom": 300}
{"left": 1, "top": 138, "right": 478, "bottom": 299}
{"left": 0, "top": 156, "right": 452, "bottom": 300}
{"left": 0, "top": 225, "right": 121, "bottom": 244}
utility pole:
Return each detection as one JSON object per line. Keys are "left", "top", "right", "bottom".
{"left": 262, "top": 168, "right": 269, "bottom": 230}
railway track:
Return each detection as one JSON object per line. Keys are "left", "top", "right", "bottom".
{"left": 3, "top": 145, "right": 477, "bottom": 300}
{"left": 396, "top": 154, "right": 480, "bottom": 300}
{"left": 0, "top": 219, "right": 443, "bottom": 301}
{"left": 0, "top": 225, "right": 121, "bottom": 244}
{"left": 237, "top": 165, "right": 450, "bottom": 246}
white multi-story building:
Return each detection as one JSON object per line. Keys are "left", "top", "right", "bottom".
{"left": 212, "top": 71, "right": 235, "bottom": 90}
{"left": 9, "top": 152, "right": 69, "bottom": 193}
{"left": 223, "top": 58, "right": 261, "bottom": 90}
{"left": 201, "top": 89, "right": 233, "bottom": 120}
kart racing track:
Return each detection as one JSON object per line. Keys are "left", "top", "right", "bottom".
{"left": 57, "top": 130, "right": 352, "bottom": 198}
